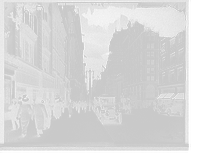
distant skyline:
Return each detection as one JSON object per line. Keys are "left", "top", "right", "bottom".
{"left": 76, "top": 2, "right": 186, "bottom": 79}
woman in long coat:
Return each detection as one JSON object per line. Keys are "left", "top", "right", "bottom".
{"left": 17, "top": 95, "right": 33, "bottom": 138}
{"left": 33, "top": 99, "right": 48, "bottom": 137}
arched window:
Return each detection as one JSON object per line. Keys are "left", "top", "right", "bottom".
{"left": 146, "top": 85, "right": 155, "bottom": 99}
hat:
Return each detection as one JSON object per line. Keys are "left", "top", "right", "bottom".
{"left": 22, "top": 95, "right": 29, "bottom": 102}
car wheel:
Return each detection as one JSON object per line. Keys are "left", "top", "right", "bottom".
{"left": 118, "top": 113, "right": 122, "bottom": 124}
{"left": 167, "top": 109, "right": 171, "bottom": 116}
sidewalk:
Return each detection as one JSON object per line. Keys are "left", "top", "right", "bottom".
{"left": 4, "top": 109, "right": 114, "bottom": 147}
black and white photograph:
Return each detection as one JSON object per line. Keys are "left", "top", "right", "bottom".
{"left": 1, "top": 0, "right": 189, "bottom": 151}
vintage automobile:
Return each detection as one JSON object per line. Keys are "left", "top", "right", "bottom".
{"left": 153, "top": 93, "right": 167, "bottom": 113}
{"left": 155, "top": 93, "right": 184, "bottom": 116}
{"left": 96, "top": 95, "right": 122, "bottom": 124}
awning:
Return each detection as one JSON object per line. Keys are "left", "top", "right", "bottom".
{"left": 164, "top": 93, "right": 175, "bottom": 99}
{"left": 173, "top": 93, "right": 185, "bottom": 99}
{"left": 157, "top": 94, "right": 166, "bottom": 99}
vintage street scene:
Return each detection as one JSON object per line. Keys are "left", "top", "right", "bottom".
{"left": 2, "top": 2, "right": 187, "bottom": 149}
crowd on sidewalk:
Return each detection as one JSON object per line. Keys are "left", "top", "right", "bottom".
{"left": 6, "top": 94, "right": 87, "bottom": 137}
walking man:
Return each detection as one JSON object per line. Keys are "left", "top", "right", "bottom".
{"left": 17, "top": 95, "right": 33, "bottom": 138}
{"left": 33, "top": 98, "right": 48, "bottom": 137}
{"left": 8, "top": 98, "right": 20, "bottom": 130}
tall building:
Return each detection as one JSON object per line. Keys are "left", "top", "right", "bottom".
{"left": 158, "top": 31, "right": 186, "bottom": 95}
{"left": 51, "top": 3, "right": 67, "bottom": 100}
{"left": 135, "top": 3, "right": 186, "bottom": 98}
{"left": 70, "top": 6, "right": 85, "bottom": 101}
{"left": 123, "top": 22, "right": 159, "bottom": 107}
{"left": 59, "top": 5, "right": 74, "bottom": 100}
{"left": 4, "top": 2, "right": 69, "bottom": 116}
{"left": 122, "top": 27, "right": 130, "bottom": 96}
{"left": 106, "top": 30, "right": 125, "bottom": 96}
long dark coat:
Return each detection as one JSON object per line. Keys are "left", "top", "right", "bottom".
{"left": 33, "top": 104, "right": 48, "bottom": 130}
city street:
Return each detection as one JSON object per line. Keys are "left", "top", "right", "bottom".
{"left": 4, "top": 108, "right": 188, "bottom": 147}
{"left": 104, "top": 108, "right": 184, "bottom": 145}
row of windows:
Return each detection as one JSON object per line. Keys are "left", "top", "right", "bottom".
{"left": 147, "top": 43, "right": 154, "bottom": 49}
{"left": 147, "top": 59, "right": 155, "bottom": 65}
{"left": 161, "top": 33, "right": 185, "bottom": 54}
{"left": 21, "top": 39, "right": 34, "bottom": 65}
{"left": 24, "top": 10, "right": 38, "bottom": 34}
{"left": 161, "top": 48, "right": 185, "bottom": 69}
{"left": 147, "top": 75, "right": 155, "bottom": 81}
{"left": 160, "top": 67, "right": 184, "bottom": 84}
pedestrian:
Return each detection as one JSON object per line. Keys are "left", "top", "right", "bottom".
{"left": 8, "top": 98, "right": 20, "bottom": 131}
{"left": 17, "top": 95, "right": 33, "bottom": 138}
{"left": 44, "top": 99, "right": 52, "bottom": 129}
{"left": 33, "top": 98, "right": 48, "bottom": 137}
{"left": 54, "top": 97, "right": 62, "bottom": 119}
{"left": 68, "top": 99, "right": 73, "bottom": 118}
{"left": 77, "top": 100, "right": 81, "bottom": 114}
{"left": 84, "top": 101, "right": 87, "bottom": 113}
{"left": 75, "top": 101, "right": 78, "bottom": 111}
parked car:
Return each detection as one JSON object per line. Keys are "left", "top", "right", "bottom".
{"left": 153, "top": 93, "right": 167, "bottom": 113}
{"left": 167, "top": 100, "right": 184, "bottom": 116}
{"left": 96, "top": 95, "right": 122, "bottom": 124}
{"left": 156, "top": 100, "right": 184, "bottom": 116}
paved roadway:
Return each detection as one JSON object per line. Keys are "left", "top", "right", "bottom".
{"left": 93, "top": 106, "right": 186, "bottom": 146}
{"left": 4, "top": 110, "right": 114, "bottom": 147}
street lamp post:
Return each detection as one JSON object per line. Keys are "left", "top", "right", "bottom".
{"left": 86, "top": 69, "right": 94, "bottom": 111}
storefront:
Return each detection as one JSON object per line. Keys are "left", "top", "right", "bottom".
{"left": 4, "top": 63, "right": 17, "bottom": 112}
{"left": 15, "top": 70, "right": 56, "bottom": 103}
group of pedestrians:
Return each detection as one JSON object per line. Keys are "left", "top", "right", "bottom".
{"left": 72, "top": 100, "right": 87, "bottom": 114}
{"left": 7, "top": 94, "right": 66, "bottom": 138}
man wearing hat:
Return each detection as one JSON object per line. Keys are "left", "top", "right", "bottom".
{"left": 8, "top": 98, "right": 20, "bottom": 130}
{"left": 17, "top": 95, "right": 33, "bottom": 138}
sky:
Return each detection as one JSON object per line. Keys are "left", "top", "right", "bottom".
{"left": 76, "top": 2, "right": 186, "bottom": 80}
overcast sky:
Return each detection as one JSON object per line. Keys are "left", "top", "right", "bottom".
{"left": 76, "top": 2, "right": 186, "bottom": 79}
